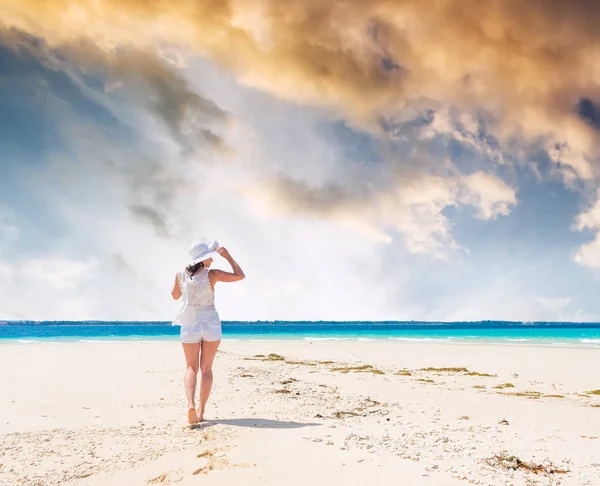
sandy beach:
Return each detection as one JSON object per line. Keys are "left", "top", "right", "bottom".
{"left": 1, "top": 340, "right": 599, "bottom": 485}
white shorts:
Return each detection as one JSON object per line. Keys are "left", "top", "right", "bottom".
{"left": 180, "top": 320, "right": 222, "bottom": 343}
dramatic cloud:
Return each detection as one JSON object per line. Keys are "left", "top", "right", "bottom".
{"left": 3, "top": 1, "right": 600, "bottom": 153}
{"left": 3, "top": 1, "right": 597, "bottom": 240}
{"left": 245, "top": 170, "right": 516, "bottom": 258}
{"left": 0, "top": 27, "right": 231, "bottom": 238}
{"left": 2, "top": 1, "right": 600, "bottom": 321}
{"left": 3, "top": 29, "right": 229, "bottom": 152}
{"left": 3, "top": 2, "right": 598, "bottom": 205}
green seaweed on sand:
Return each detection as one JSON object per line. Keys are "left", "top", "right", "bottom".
{"left": 244, "top": 353, "right": 285, "bottom": 361}
{"left": 419, "top": 367, "right": 495, "bottom": 377}
{"left": 473, "top": 385, "right": 486, "bottom": 389}
{"left": 420, "top": 367, "right": 468, "bottom": 373}
{"left": 501, "top": 391, "right": 542, "bottom": 399}
{"left": 493, "top": 383, "right": 515, "bottom": 389}
{"left": 395, "top": 369, "right": 412, "bottom": 376}
{"left": 416, "top": 378, "right": 435, "bottom": 383}
{"left": 331, "top": 364, "right": 385, "bottom": 375}
{"left": 285, "top": 360, "right": 317, "bottom": 366}
{"left": 332, "top": 364, "right": 373, "bottom": 372}
{"left": 585, "top": 389, "right": 600, "bottom": 396}
{"left": 285, "top": 359, "right": 336, "bottom": 366}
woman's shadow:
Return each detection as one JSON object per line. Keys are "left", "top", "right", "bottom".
{"left": 191, "top": 418, "right": 321, "bottom": 430}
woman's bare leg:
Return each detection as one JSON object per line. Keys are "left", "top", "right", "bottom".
{"left": 198, "top": 340, "right": 221, "bottom": 421}
{"left": 182, "top": 342, "right": 201, "bottom": 424}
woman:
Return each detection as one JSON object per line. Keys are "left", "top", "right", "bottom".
{"left": 171, "top": 239, "right": 245, "bottom": 424}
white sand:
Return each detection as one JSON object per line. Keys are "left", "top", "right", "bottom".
{"left": 1, "top": 340, "right": 599, "bottom": 485}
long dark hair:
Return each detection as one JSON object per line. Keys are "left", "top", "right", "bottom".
{"left": 186, "top": 261, "right": 204, "bottom": 279}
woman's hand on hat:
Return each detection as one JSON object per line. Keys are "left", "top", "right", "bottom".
{"left": 213, "top": 246, "right": 244, "bottom": 281}
{"left": 216, "top": 247, "right": 231, "bottom": 259}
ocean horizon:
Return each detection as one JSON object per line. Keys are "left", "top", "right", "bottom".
{"left": 1, "top": 320, "right": 600, "bottom": 348}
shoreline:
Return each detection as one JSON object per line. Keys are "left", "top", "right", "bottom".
{"left": 2, "top": 335, "right": 600, "bottom": 350}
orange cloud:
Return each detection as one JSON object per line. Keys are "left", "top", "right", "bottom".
{"left": 2, "top": 0, "right": 598, "bottom": 256}
{"left": 2, "top": 0, "right": 600, "bottom": 153}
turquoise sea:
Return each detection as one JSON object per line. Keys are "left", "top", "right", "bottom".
{"left": 1, "top": 321, "right": 600, "bottom": 347}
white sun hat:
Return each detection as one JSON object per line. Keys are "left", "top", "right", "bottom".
{"left": 189, "top": 239, "right": 219, "bottom": 264}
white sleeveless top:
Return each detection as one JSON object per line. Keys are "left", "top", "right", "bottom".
{"left": 173, "top": 268, "right": 220, "bottom": 327}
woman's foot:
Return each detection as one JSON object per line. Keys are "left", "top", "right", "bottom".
{"left": 188, "top": 408, "right": 199, "bottom": 424}
{"left": 196, "top": 408, "right": 204, "bottom": 422}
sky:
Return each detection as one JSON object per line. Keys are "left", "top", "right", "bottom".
{"left": 2, "top": 1, "right": 600, "bottom": 322}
